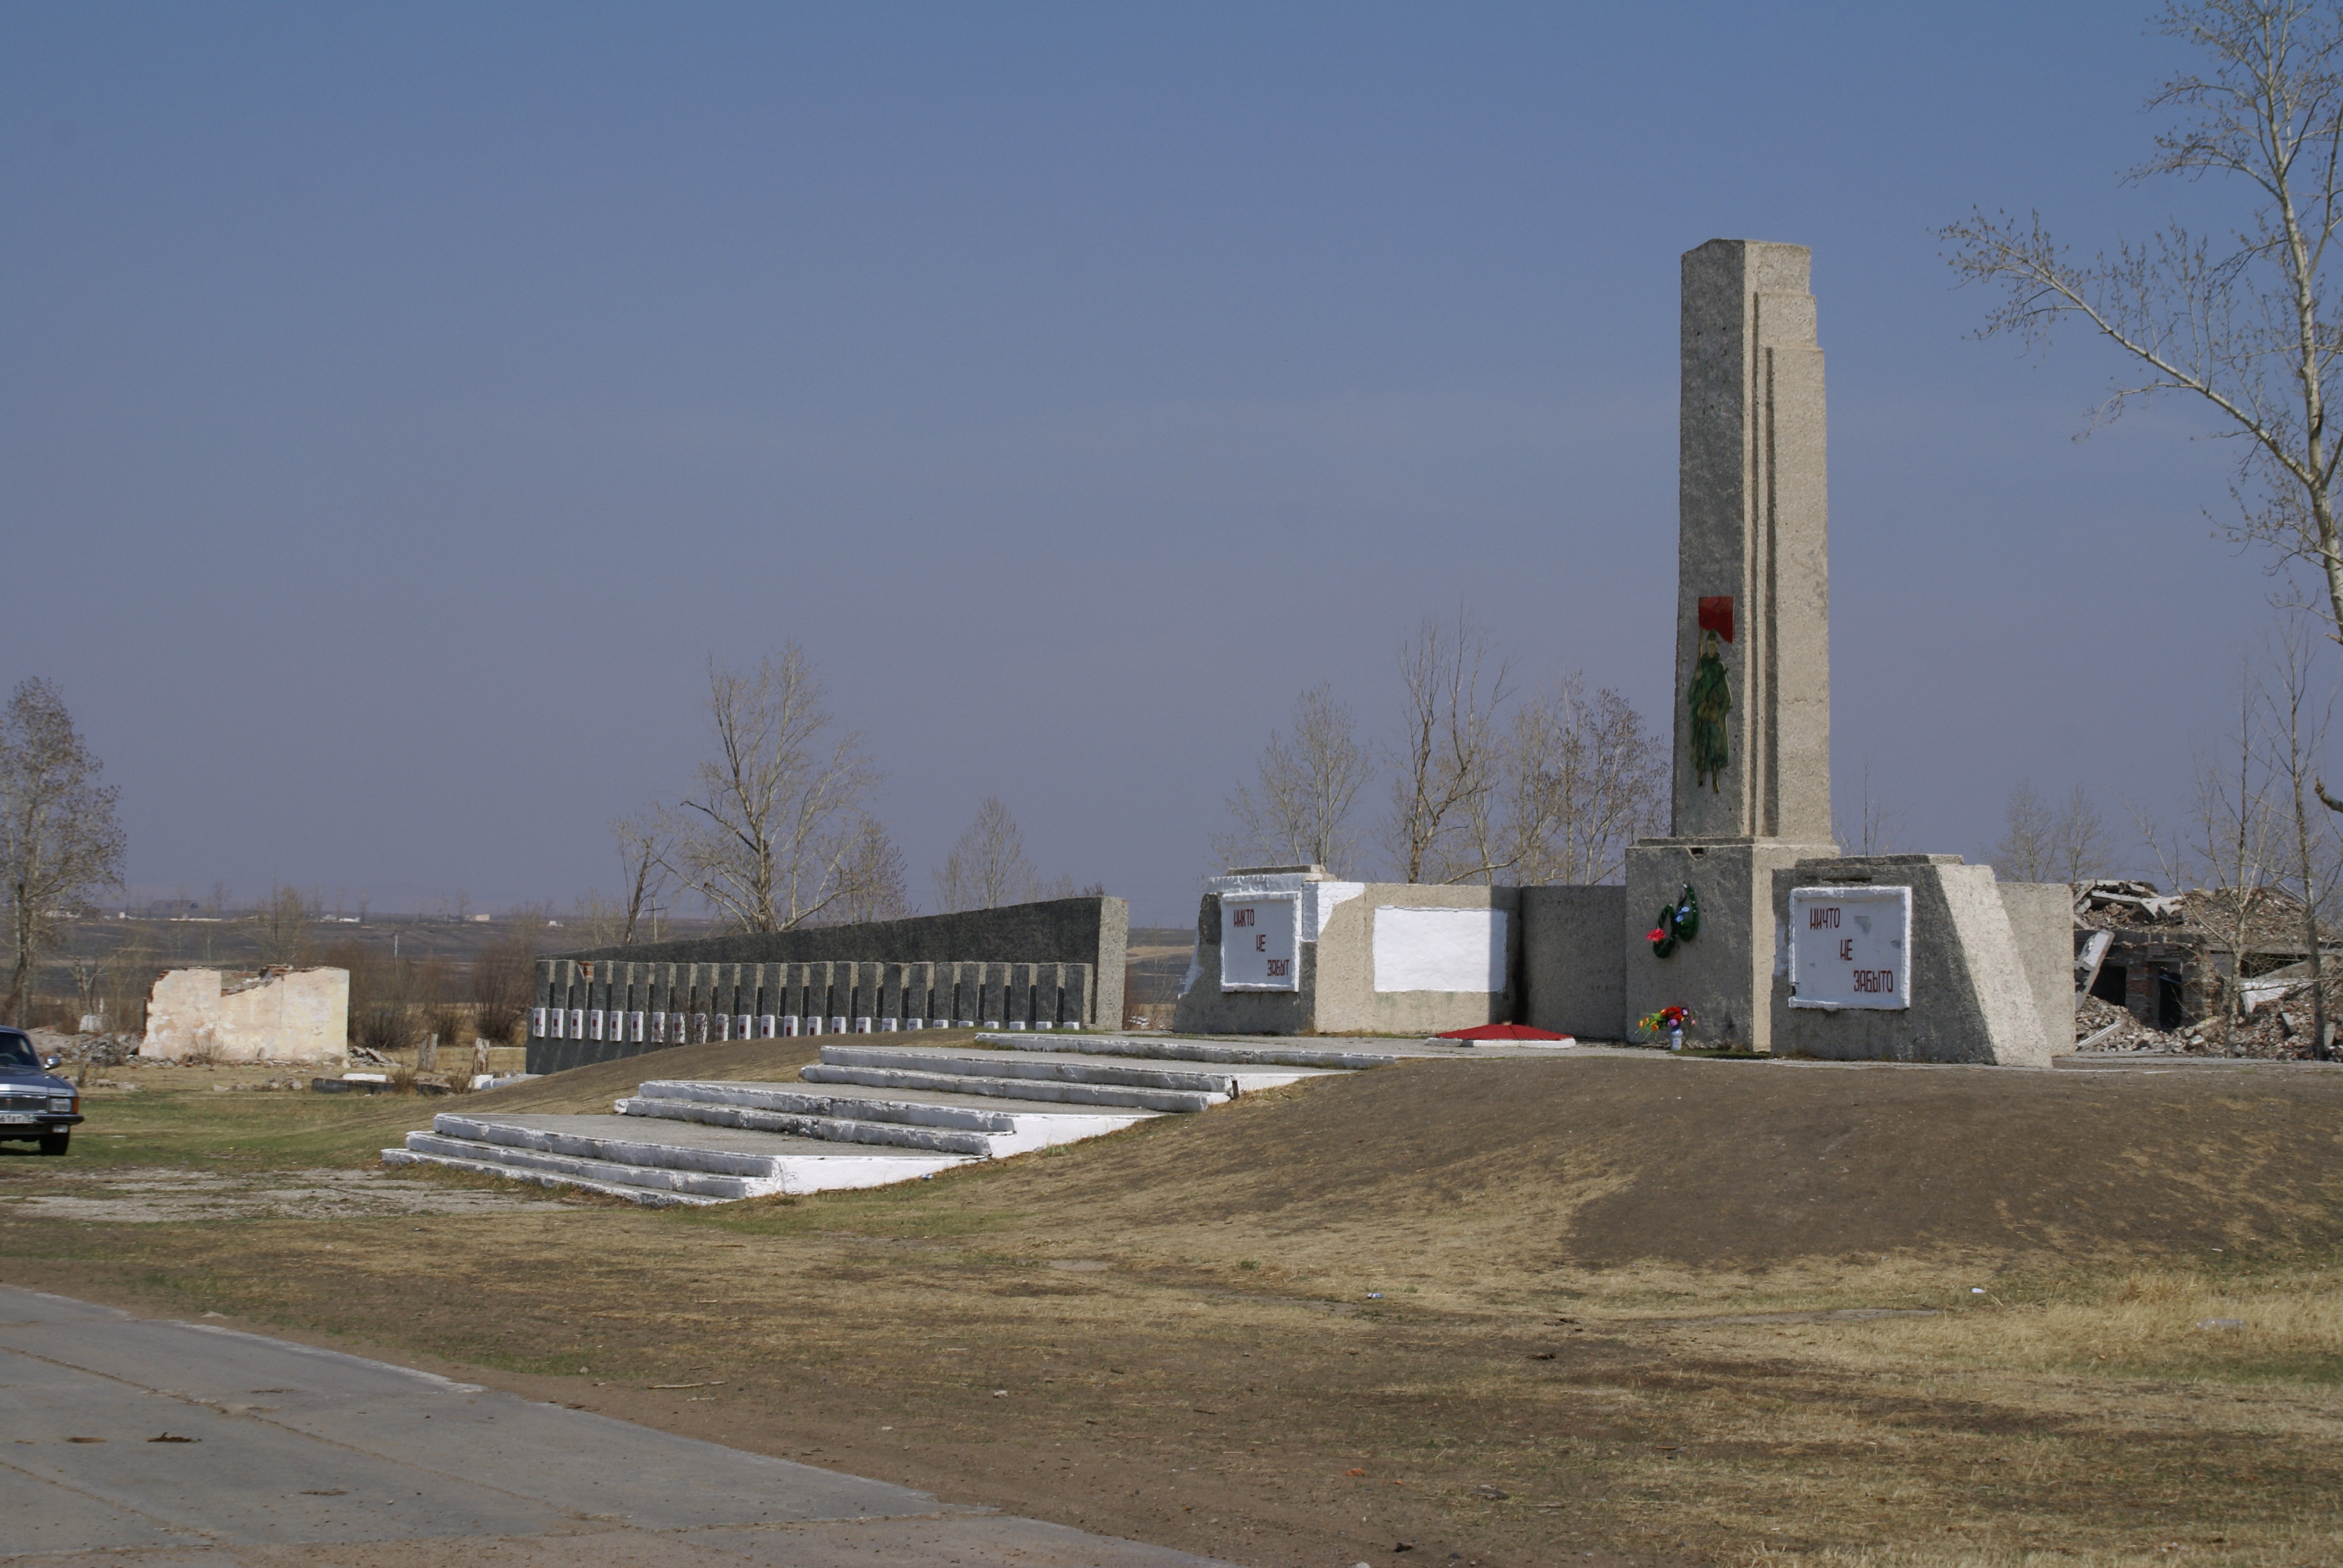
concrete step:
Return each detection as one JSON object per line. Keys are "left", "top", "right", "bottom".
{"left": 976, "top": 1032, "right": 1400, "bottom": 1071}
{"left": 398, "top": 1112, "right": 976, "bottom": 1203}
{"left": 621, "top": 1079, "right": 1155, "bottom": 1157}
{"left": 401, "top": 1131, "right": 774, "bottom": 1200}
{"left": 616, "top": 1096, "right": 996, "bottom": 1156}
{"left": 816, "top": 1044, "right": 1241, "bottom": 1096}
{"left": 798, "top": 1062, "right": 1225, "bottom": 1113}
{"left": 382, "top": 1146, "right": 728, "bottom": 1207}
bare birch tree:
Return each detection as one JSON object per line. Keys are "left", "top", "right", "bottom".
{"left": 1942, "top": 2, "right": 2343, "bottom": 656}
{"left": 1213, "top": 683, "right": 1371, "bottom": 875}
{"left": 2196, "top": 666, "right": 2283, "bottom": 1032}
{"left": 934, "top": 796, "right": 1037, "bottom": 911}
{"left": 1382, "top": 612, "right": 1512, "bottom": 883}
{"left": 2259, "top": 615, "right": 2339, "bottom": 1056}
{"left": 0, "top": 679, "right": 125, "bottom": 1025}
{"left": 660, "top": 645, "right": 882, "bottom": 932}
{"left": 1502, "top": 673, "right": 1668, "bottom": 885}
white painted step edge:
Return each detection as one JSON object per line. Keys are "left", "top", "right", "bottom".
{"left": 977, "top": 1033, "right": 1400, "bottom": 1070}
{"left": 798, "top": 1063, "right": 1225, "bottom": 1112}
{"left": 816, "top": 1045, "right": 1239, "bottom": 1095}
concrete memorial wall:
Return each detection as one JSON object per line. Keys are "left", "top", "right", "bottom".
{"left": 530, "top": 897, "right": 1127, "bottom": 1074}
{"left": 530, "top": 957, "right": 1097, "bottom": 1074}
{"left": 1172, "top": 868, "right": 1519, "bottom": 1036}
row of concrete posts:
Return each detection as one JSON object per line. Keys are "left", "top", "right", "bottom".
{"left": 531, "top": 958, "right": 1095, "bottom": 1048}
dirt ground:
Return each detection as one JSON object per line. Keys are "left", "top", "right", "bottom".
{"left": 4, "top": 1040, "right": 2341, "bottom": 1567}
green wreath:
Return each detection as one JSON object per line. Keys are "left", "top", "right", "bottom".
{"left": 1648, "top": 883, "right": 1701, "bottom": 957}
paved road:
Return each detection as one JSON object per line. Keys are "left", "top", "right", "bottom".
{"left": 0, "top": 1287, "right": 1230, "bottom": 1568}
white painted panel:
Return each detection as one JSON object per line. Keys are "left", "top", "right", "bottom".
{"left": 531, "top": 1007, "right": 546, "bottom": 1038}
{"left": 1788, "top": 885, "right": 1912, "bottom": 1010}
{"left": 1372, "top": 907, "right": 1508, "bottom": 993}
{"left": 1307, "top": 881, "right": 1366, "bottom": 940}
{"left": 1221, "top": 891, "right": 1301, "bottom": 991}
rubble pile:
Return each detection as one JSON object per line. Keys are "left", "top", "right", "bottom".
{"left": 2073, "top": 977, "right": 2338, "bottom": 1059}
{"left": 2073, "top": 880, "right": 2321, "bottom": 946}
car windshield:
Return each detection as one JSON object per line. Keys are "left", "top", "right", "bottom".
{"left": 0, "top": 1033, "right": 38, "bottom": 1069}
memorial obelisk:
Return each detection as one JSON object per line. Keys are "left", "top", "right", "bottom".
{"left": 1620, "top": 240, "right": 1838, "bottom": 1052}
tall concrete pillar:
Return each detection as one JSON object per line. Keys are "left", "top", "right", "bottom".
{"left": 1674, "top": 239, "right": 1830, "bottom": 840}
{"left": 1622, "top": 239, "right": 1837, "bottom": 1055}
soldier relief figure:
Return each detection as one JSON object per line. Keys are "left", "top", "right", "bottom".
{"left": 1688, "top": 595, "right": 1735, "bottom": 793}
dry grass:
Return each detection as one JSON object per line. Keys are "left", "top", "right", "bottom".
{"left": 3, "top": 1047, "right": 2341, "bottom": 1566}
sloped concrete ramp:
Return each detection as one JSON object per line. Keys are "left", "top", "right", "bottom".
{"left": 0, "top": 1285, "right": 1234, "bottom": 1567}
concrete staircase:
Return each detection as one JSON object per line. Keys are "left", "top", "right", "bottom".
{"left": 382, "top": 1034, "right": 1394, "bottom": 1206}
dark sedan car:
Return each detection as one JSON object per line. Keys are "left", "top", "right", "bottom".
{"left": 0, "top": 1028, "right": 81, "bottom": 1155}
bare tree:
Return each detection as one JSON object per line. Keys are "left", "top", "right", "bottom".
{"left": 1213, "top": 683, "right": 1371, "bottom": 875}
{"left": 1833, "top": 757, "right": 1908, "bottom": 858}
{"left": 0, "top": 679, "right": 125, "bottom": 1025}
{"left": 822, "top": 817, "right": 916, "bottom": 924}
{"left": 2054, "top": 785, "right": 2117, "bottom": 881}
{"left": 2191, "top": 665, "right": 2285, "bottom": 1032}
{"left": 1382, "top": 612, "right": 1512, "bottom": 884}
{"left": 1943, "top": 2, "right": 2343, "bottom": 652}
{"left": 935, "top": 796, "right": 1037, "bottom": 912}
{"left": 1502, "top": 673, "right": 1668, "bottom": 885}
{"left": 252, "top": 885, "right": 313, "bottom": 966}
{"left": 660, "top": 645, "right": 883, "bottom": 932}
{"left": 1993, "top": 781, "right": 2060, "bottom": 880}
{"left": 611, "top": 813, "right": 670, "bottom": 945}
{"left": 2259, "top": 615, "right": 2339, "bottom": 1057}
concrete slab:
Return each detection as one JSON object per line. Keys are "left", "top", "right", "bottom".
{"left": 0, "top": 1287, "right": 1233, "bottom": 1567}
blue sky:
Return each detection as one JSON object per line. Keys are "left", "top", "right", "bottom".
{"left": 1, "top": 2, "right": 2307, "bottom": 925}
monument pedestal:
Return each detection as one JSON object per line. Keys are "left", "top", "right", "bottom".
{"left": 1622, "top": 838, "right": 1833, "bottom": 1053}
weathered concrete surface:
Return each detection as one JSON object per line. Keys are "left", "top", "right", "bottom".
{"left": 1174, "top": 881, "right": 1517, "bottom": 1036}
{"left": 1768, "top": 856, "right": 2054, "bottom": 1067}
{"left": 1675, "top": 238, "right": 1831, "bottom": 842}
{"left": 0, "top": 1285, "right": 1233, "bottom": 1568}
{"left": 139, "top": 967, "right": 349, "bottom": 1063}
{"left": 2000, "top": 881, "right": 2078, "bottom": 1051}
{"left": 1624, "top": 839, "right": 1833, "bottom": 1052}
{"left": 1520, "top": 884, "right": 1626, "bottom": 1038}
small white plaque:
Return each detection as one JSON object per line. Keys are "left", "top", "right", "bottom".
{"left": 630, "top": 1011, "right": 646, "bottom": 1042}
{"left": 760, "top": 1014, "right": 776, "bottom": 1038}
{"left": 1221, "top": 891, "right": 1301, "bottom": 991}
{"left": 531, "top": 1007, "right": 546, "bottom": 1037}
{"left": 1788, "top": 885, "right": 1912, "bottom": 1010}
{"left": 568, "top": 1009, "right": 585, "bottom": 1039}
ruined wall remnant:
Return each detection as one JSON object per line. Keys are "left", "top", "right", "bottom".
{"left": 139, "top": 967, "right": 350, "bottom": 1063}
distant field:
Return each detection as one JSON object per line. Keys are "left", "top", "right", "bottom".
{"left": 4, "top": 1044, "right": 2340, "bottom": 1566}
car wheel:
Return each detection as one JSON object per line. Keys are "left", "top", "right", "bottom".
{"left": 37, "top": 1132, "right": 68, "bottom": 1157}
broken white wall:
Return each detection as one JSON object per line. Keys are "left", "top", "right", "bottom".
{"left": 140, "top": 967, "right": 349, "bottom": 1063}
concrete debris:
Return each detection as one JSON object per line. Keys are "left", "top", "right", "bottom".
{"left": 2073, "top": 987, "right": 2335, "bottom": 1059}
{"left": 2075, "top": 880, "right": 2189, "bottom": 923}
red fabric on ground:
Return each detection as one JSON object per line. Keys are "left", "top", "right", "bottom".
{"left": 1434, "top": 1022, "right": 1571, "bottom": 1041}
